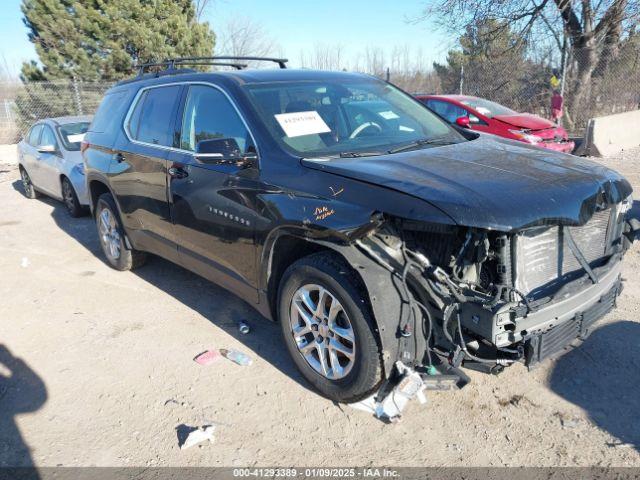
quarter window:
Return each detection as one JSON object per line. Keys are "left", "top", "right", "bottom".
{"left": 180, "top": 85, "right": 252, "bottom": 154}
{"left": 91, "top": 91, "right": 128, "bottom": 133}
{"left": 129, "top": 86, "right": 181, "bottom": 147}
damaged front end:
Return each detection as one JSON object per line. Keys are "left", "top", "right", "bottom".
{"left": 349, "top": 194, "right": 635, "bottom": 420}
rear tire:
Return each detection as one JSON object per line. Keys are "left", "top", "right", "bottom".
{"left": 61, "top": 177, "right": 83, "bottom": 217}
{"left": 20, "top": 167, "right": 38, "bottom": 199}
{"left": 95, "top": 193, "right": 146, "bottom": 271}
{"left": 278, "top": 252, "right": 382, "bottom": 403}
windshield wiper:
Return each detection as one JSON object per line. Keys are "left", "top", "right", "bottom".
{"left": 388, "top": 137, "right": 456, "bottom": 154}
{"left": 339, "top": 151, "right": 384, "bottom": 158}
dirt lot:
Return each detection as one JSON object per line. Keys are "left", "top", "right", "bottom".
{"left": 1, "top": 149, "right": 639, "bottom": 467}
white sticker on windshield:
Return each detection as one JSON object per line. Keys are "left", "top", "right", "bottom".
{"left": 67, "top": 133, "right": 85, "bottom": 143}
{"left": 274, "top": 111, "right": 331, "bottom": 138}
{"left": 378, "top": 110, "right": 399, "bottom": 120}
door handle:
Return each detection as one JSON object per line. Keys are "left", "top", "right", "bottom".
{"left": 168, "top": 166, "right": 188, "bottom": 179}
{"left": 114, "top": 153, "right": 125, "bottom": 163}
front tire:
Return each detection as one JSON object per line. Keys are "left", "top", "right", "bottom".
{"left": 278, "top": 253, "right": 382, "bottom": 403}
{"left": 95, "top": 193, "right": 146, "bottom": 271}
{"left": 61, "top": 177, "right": 83, "bottom": 217}
{"left": 20, "top": 167, "right": 38, "bottom": 199}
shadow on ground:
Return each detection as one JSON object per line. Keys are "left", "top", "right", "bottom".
{"left": 10, "top": 180, "right": 312, "bottom": 396}
{"left": 0, "top": 344, "right": 47, "bottom": 469}
{"left": 549, "top": 320, "right": 640, "bottom": 451}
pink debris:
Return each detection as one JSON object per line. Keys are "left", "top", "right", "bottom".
{"left": 194, "top": 349, "right": 222, "bottom": 366}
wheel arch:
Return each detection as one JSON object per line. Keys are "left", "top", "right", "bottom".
{"left": 87, "top": 177, "right": 114, "bottom": 217}
{"left": 263, "top": 231, "right": 398, "bottom": 377}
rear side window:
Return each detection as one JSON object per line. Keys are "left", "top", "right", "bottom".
{"left": 129, "top": 85, "right": 181, "bottom": 146}
{"left": 27, "top": 124, "right": 43, "bottom": 146}
{"left": 91, "top": 91, "right": 129, "bottom": 133}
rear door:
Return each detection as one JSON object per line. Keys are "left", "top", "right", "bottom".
{"left": 109, "top": 84, "right": 183, "bottom": 256}
{"left": 166, "top": 83, "right": 259, "bottom": 301}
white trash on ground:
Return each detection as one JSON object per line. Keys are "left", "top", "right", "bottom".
{"left": 178, "top": 425, "right": 216, "bottom": 450}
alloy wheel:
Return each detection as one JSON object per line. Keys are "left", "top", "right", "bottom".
{"left": 62, "top": 180, "right": 74, "bottom": 212}
{"left": 98, "top": 207, "right": 121, "bottom": 260}
{"left": 21, "top": 169, "right": 32, "bottom": 193}
{"left": 289, "top": 284, "right": 356, "bottom": 380}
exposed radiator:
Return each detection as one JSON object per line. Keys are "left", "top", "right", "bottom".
{"left": 514, "top": 208, "right": 612, "bottom": 296}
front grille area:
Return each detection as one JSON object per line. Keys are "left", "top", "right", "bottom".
{"left": 514, "top": 209, "right": 613, "bottom": 297}
{"left": 525, "top": 281, "right": 619, "bottom": 366}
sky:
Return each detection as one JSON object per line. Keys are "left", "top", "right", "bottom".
{"left": 0, "top": 0, "right": 452, "bottom": 78}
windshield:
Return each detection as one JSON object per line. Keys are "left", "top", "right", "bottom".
{"left": 57, "top": 122, "right": 90, "bottom": 151}
{"left": 459, "top": 98, "right": 516, "bottom": 118}
{"left": 245, "top": 78, "right": 461, "bottom": 157}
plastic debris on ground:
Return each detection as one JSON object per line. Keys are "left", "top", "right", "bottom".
{"left": 221, "top": 348, "right": 252, "bottom": 366}
{"left": 194, "top": 349, "right": 222, "bottom": 366}
{"left": 238, "top": 320, "right": 250, "bottom": 334}
{"left": 349, "top": 362, "right": 426, "bottom": 423}
{"left": 176, "top": 424, "right": 216, "bottom": 450}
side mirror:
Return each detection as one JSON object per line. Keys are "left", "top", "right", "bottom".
{"left": 195, "top": 138, "right": 257, "bottom": 169}
{"left": 196, "top": 138, "right": 241, "bottom": 158}
{"left": 455, "top": 116, "right": 470, "bottom": 128}
{"left": 37, "top": 144, "right": 57, "bottom": 154}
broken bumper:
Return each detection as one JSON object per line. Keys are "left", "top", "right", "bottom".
{"left": 540, "top": 140, "right": 575, "bottom": 154}
{"left": 459, "top": 255, "right": 623, "bottom": 349}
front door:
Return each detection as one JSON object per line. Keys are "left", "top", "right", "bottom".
{"left": 109, "top": 84, "right": 183, "bottom": 256}
{"left": 22, "top": 124, "right": 44, "bottom": 187}
{"left": 167, "top": 84, "right": 259, "bottom": 302}
{"left": 37, "top": 124, "right": 63, "bottom": 196}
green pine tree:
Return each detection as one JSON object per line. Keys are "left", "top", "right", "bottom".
{"left": 21, "top": 0, "right": 215, "bottom": 82}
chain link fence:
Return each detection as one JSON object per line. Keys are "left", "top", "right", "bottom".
{"left": 1, "top": 46, "right": 638, "bottom": 144}
{"left": 387, "top": 46, "right": 640, "bottom": 137}
{"left": 0, "top": 80, "right": 112, "bottom": 143}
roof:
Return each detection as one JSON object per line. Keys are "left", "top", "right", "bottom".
{"left": 116, "top": 68, "right": 374, "bottom": 88}
{"left": 418, "top": 94, "right": 480, "bottom": 102}
{"left": 42, "top": 115, "right": 93, "bottom": 125}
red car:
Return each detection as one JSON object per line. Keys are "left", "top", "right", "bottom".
{"left": 416, "top": 94, "right": 575, "bottom": 154}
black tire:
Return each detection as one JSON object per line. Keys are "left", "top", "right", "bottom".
{"left": 19, "top": 167, "right": 39, "bottom": 199}
{"left": 278, "top": 252, "right": 382, "bottom": 403}
{"left": 95, "top": 193, "right": 146, "bottom": 271}
{"left": 61, "top": 177, "right": 84, "bottom": 217}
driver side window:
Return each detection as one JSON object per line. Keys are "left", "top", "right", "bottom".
{"left": 39, "top": 125, "right": 58, "bottom": 149}
{"left": 426, "top": 100, "right": 467, "bottom": 124}
{"left": 180, "top": 85, "right": 252, "bottom": 155}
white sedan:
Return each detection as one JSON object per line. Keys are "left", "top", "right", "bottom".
{"left": 18, "top": 115, "right": 92, "bottom": 216}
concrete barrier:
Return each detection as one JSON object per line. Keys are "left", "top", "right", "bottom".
{"left": 581, "top": 109, "right": 640, "bottom": 157}
{"left": 0, "top": 144, "right": 18, "bottom": 165}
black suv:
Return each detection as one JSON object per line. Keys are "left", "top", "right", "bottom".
{"left": 84, "top": 57, "right": 637, "bottom": 403}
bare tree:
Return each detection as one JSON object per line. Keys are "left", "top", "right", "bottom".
{"left": 416, "top": 0, "right": 640, "bottom": 126}
{"left": 298, "top": 43, "right": 345, "bottom": 70}
{"left": 218, "top": 18, "right": 280, "bottom": 67}
{"left": 193, "top": 0, "right": 214, "bottom": 21}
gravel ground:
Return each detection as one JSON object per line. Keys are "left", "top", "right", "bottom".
{"left": 0, "top": 148, "right": 639, "bottom": 467}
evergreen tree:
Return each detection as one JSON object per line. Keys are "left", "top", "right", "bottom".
{"left": 433, "top": 19, "right": 546, "bottom": 112}
{"left": 21, "top": 0, "right": 215, "bottom": 81}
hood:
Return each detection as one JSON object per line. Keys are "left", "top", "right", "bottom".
{"left": 493, "top": 113, "right": 555, "bottom": 131}
{"left": 302, "top": 136, "right": 632, "bottom": 231}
